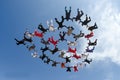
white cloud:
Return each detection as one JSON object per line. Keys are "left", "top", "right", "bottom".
{"left": 89, "top": 0, "right": 120, "bottom": 65}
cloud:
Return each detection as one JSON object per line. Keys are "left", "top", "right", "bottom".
{"left": 88, "top": 0, "right": 120, "bottom": 65}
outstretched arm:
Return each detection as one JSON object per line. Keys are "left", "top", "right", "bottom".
{"left": 55, "top": 18, "right": 59, "bottom": 23}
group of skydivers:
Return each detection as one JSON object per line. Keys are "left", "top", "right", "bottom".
{"left": 15, "top": 6, "right": 98, "bottom": 72}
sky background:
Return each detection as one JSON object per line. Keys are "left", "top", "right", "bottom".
{"left": 0, "top": 0, "right": 120, "bottom": 80}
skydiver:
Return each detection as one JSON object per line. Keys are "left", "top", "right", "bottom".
{"left": 34, "top": 30, "right": 44, "bottom": 38}
{"left": 40, "top": 45, "right": 49, "bottom": 53}
{"left": 59, "top": 51, "right": 66, "bottom": 58}
{"left": 83, "top": 58, "right": 92, "bottom": 64}
{"left": 49, "top": 46, "right": 60, "bottom": 55}
{"left": 81, "top": 53, "right": 89, "bottom": 58}
{"left": 72, "top": 9, "right": 84, "bottom": 21}
{"left": 72, "top": 65, "right": 78, "bottom": 72}
{"left": 55, "top": 16, "right": 66, "bottom": 30}
{"left": 14, "top": 38, "right": 26, "bottom": 45}
{"left": 72, "top": 30, "right": 84, "bottom": 41}
{"left": 85, "top": 31, "right": 94, "bottom": 39}
{"left": 58, "top": 31, "right": 67, "bottom": 42}
{"left": 80, "top": 14, "right": 91, "bottom": 26}
{"left": 61, "top": 62, "right": 66, "bottom": 68}
{"left": 44, "top": 57, "right": 51, "bottom": 64}
{"left": 85, "top": 46, "right": 95, "bottom": 53}
{"left": 64, "top": 56, "right": 71, "bottom": 63}
{"left": 23, "top": 33, "right": 33, "bottom": 43}
{"left": 47, "top": 19, "right": 56, "bottom": 32}
{"left": 24, "top": 30, "right": 34, "bottom": 38}
{"left": 38, "top": 23, "right": 48, "bottom": 33}
{"left": 88, "top": 22, "right": 98, "bottom": 31}
{"left": 67, "top": 41, "right": 77, "bottom": 46}
{"left": 64, "top": 6, "right": 72, "bottom": 21}
{"left": 72, "top": 53, "right": 81, "bottom": 59}
{"left": 31, "top": 51, "right": 38, "bottom": 58}
{"left": 66, "top": 66, "right": 72, "bottom": 72}
{"left": 66, "top": 26, "right": 74, "bottom": 36}
{"left": 88, "top": 39, "right": 97, "bottom": 46}
{"left": 67, "top": 47, "right": 77, "bottom": 54}
{"left": 51, "top": 60, "right": 59, "bottom": 67}
{"left": 41, "top": 38, "right": 50, "bottom": 46}
{"left": 48, "top": 36, "right": 59, "bottom": 47}
{"left": 82, "top": 53, "right": 92, "bottom": 64}
{"left": 26, "top": 44, "right": 36, "bottom": 51}
{"left": 39, "top": 53, "right": 47, "bottom": 60}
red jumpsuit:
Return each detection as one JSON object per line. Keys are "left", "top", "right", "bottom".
{"left": 67, "top": 47, "right": 76, "bottom": 54}
{"left": 48, "top": 36, "right": 58, "bottom": 47}
{"left": 73, "top": 54, "right": 81, "bottom": 59}
{"left": 85, "top": 31, "right": 94, "bottom": 39}
{"left": 73, "top": 65, "right": 78, "bottom": 72}
{"left": 34, "top": 31, "right": 43, "bottom": 38}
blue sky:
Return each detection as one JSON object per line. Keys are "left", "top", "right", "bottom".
{"left": 0, "top": 0, "right": 120, "bottom": 80}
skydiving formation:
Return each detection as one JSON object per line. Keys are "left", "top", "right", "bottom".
{"left": 15, "top": 6, "right": 98, "bottom": 72}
